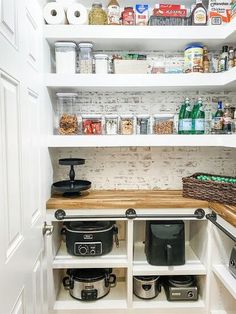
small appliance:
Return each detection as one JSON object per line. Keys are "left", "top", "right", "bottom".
{"left": 229, "top": 244, "right": 236, "bottom": 278}
{"left": 133, "top": 276, "right": 161, "bottom": 299}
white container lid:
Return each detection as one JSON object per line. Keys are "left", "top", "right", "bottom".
{"left": 136, "top": 114, "right": 150, "bottom": 119}
{"left": 55, "top": 42, "right": 76, "bottom": 48}
{"left": 78, "top": 42, "right": 93, "bottom": 49}
{"left": 153, "top": 114, "right": 174, "bottom": 118}
{"left": 105, "top": 115, "right": 118, "bottom": 119}
{"left": 120, "top": 114, "right": 134, "bottom": 119}
{"left": 56, "top": 93, "right": 78, "bottom": 98}
{"left": 82, "top": 114, "right": 102, "bottom": 119}
{"left": 94, "top": 54, "right": 109, "bottom": 60}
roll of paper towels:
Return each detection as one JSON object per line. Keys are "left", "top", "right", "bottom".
{"left": 67, "top": 3, "right": 88, "bottom": 25}
{"left": 43, "top": 3, "right": 66, "bottom": 25}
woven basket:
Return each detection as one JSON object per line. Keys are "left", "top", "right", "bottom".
{"left": 182, "top": 172, "right": 236, "bottom": 205}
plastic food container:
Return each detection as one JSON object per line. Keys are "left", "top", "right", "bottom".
{"left": 94, "top": 54, "right": 109, "bottom": 74}
{"left": 82, "top": 114, "right": 103, "bottom": 135}
{"left": 55, "top": 42, "right": 77, "bottom": 74}
{"left": 105, "top": 115, "right": 118, "bottom": 135}
{"left": 56, "top": 93, "right": 78, "bottom": 135}
{"left": 184, "top": 44, "right": 203, "bottom": 73}
{"left": 153, "top": 114, "right": 174, "bottom": 134}
{"left": 113, "top": 60, "right": 148, "bottom": 74}
{"left": 78, "top": 42, "right": 93, "bottom": 74}
{"left": 136, "top": 115, "right": 150, "bottom": 134}
{"left": 120, "top": 115, "right": 134, "bottom": 135}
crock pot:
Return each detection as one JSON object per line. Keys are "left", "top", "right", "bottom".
{"left": 62, "top": 221, "right": 119, "bottom": 256}
{"left": 133, "top": 276, "right": 161, "bottom": 299}
{"left": 63, "top": 268, "right": 116, "bottom": 301}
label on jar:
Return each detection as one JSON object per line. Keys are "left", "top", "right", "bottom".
{"left": 184, "top": 47, "right": 203, "bottom": 73}
{"left": 194, "top": 7, "right": 207, "bottom": 24}
{"left": 108, "top": 5, "right": 120, "bottom": 24}
{"left": 195, "top": 118, "right": 205, "bottom": 131}
{"left": 182, "top": 118, "right": 192, "bottom": 131}
{"left": 214, "top": 117, "right": 223, "bottom": 129}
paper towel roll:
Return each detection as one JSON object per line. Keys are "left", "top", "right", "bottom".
{"left": 67, "top": 3, "right": 88, "bottom": 25}
{"left": 43, "top": 3, "right": 66, "bottom": 25}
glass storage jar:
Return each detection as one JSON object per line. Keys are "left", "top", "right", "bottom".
{"left": 105, "top": 115, "right": 118, "bottom": 135}
{"left": 136, "top": 114, "right": 150, "bottom": 134}
{"left": 94, "top": 54, "right": 109, "bottom": 74}
{"left": 153, "top": 114, "right": 174, "bottom": 134}
{"left": 78, "top": 43, "right": 93, "bottom": 74}
{"left": 55, "top": 42, "right": 77, "bottom": 74}
{"left": 89, "top": 2, "right": 108, "bottom": 25}
{"left": 56, "top": 93, "right": 78, "bottom": 135}
{"left": 82, "top": 114, "right": 103, "bottom": 135}
{"left": 120, "top": 115, "right": 134, "bottom": 135}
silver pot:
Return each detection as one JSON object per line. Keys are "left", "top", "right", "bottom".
{"left": 133, "top": 276, "right": 161, "bottom": 299}
{"left": 63, "top": 268, "right": 116, "bottom": 301}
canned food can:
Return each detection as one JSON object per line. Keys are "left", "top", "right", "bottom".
{"left": 184, "top": 45, "right": 203, "bottom": 73}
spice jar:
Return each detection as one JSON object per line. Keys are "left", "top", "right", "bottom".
{"left": 89, "top": 2, "right": 108, "bottom": 25}
{"left": 136, "top": 115, "right": 150, "bottom": 134}
{"left": 78, "top": 43, "right": 93, "bottom": 74}
{"left": 82, "top": 114, "right": 103, "bottom": 135}
{"left": 105, "top": 115, "right": 118, "bottom": 135}
{"left": 120, "top": 115, "right": 134, "bottom": 135}
{"left": 56, "top": 93, "right": 78, "bottom": 135}
{"left": 94, "top": 54, "right": 109, "bottom": 74}
{"left": 121, "top": 7, "right": 135, "bottom": 25}
{"left": 153, "top": 114, "right": 174, "bottom": 134}
{"left": 55, "top": 42, "right": 77, "bottom": 74}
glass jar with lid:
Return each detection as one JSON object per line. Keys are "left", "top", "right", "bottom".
{"left": 82, "top": 114, "right": 103, "bottom": 135}
{"left": 78, "top": 43, "right": 93, "bottom": 74}
{"left": 89, "top": 2, "right": 108, "bottom": 25}
{"left": 120, "top": 115, "right": 134, "bottom": 135}
{"left": 55, "top": 42, "right": 77, "bottom": 74}
{"left": 153, "top": 114, "right": 174, "bottom": 134}
{"left": 136, "top": 114, "right": 150, "bottom": 134}
{"left": 56, "top": 93, "right": 79, "bottom": 135}
{"left": 94, "top": 54, "right": 109, "bottom": 74}
{"left": 105, "top": 115, "right": 118, "bottom": 135}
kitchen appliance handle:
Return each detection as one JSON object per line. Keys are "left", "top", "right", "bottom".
{"left": 109, "top": 274, "right": 117, "bottom": 287}
{"left": 55, "top": 208, "right": 205, "bottom": 220}
{"left": 166, "top": 244, "right": 173, "bottom": 265}
{"left": 206, "top": 212, "right": 236, "bottom": 242}
{"left": 63, "top": 277, "right": 72, "bottom": 290}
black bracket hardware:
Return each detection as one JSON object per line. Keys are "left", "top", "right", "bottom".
{"left": 206, "top": 212, "right": 236, "bottom": 242}
{"left": 54, "top": 208, "right": 205, "bottom": 221}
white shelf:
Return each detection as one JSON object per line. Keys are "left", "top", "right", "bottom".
{"left": 133, "top": 289, "right": 205, "bottom": 309}
{"left": 44, "top": 22, "right": 236, "bottom": 51}
{"left": 133, "top": 242, "right": 206, "bottom": 276}
{"left": 47, "top": 134, "right": 236, "bottom": 148}
{"left": 45, "top": 68, "right": 236, "bottom": 92}
{"left": 54, "top": 282, "right": 127, "bottom": 310}
{"left": 212, "top": 264, "right": 236, "bottom": 299}
{"left": 53, "top": 241, "right": 128, "bottom": 269}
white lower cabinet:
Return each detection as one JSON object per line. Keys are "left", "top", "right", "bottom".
{"left": 45, "top": 210, "right": 236, "bottom": 314}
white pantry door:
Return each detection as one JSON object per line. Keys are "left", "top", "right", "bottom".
{"left": 0, "top": 0, "right": 46, "bottom": 313}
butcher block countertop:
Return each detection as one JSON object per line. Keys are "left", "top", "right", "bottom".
{"left": 209, "top": 202, "right": 236, "bottom": 227}
{"left": 47, "top": 190, "right": 208, "bottom": 209}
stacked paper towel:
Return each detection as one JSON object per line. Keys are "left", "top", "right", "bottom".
{"left": 44, "top": 1, "right": 88, "bottom": 25}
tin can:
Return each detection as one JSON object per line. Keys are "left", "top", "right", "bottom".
{"left": 184, "top": 45, "right": 203, "bottom": 73}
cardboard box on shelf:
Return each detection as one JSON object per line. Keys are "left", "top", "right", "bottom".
{"left": 208, "top": 0, "right": 231, "bottom": 25}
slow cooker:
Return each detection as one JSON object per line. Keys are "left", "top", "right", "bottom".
{"left": 62, "top": 221, "right": 119, "bottom": 256}
{"left": 133, "top": 276, "right": 161, "bottom": 299}
{"left": 63, "top": 268, "right": 116, "bottom": 301}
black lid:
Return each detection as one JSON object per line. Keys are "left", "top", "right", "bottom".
{"left": 67, "top": 268, "right": 111, "bottom": 281}
{"left": 167, "top": 275, "right": 195, "bottom": 287}
{"left": 64, "top": 221, "right": 114, "bottom": 231}
{"left": 135, "top": 276, "right": 160, "bottom": 281}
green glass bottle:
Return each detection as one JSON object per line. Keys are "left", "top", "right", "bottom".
{"left": 182, "top": 98, "right": 192, "bottom": 134}
{"left": 178, "top": 98, "right": 189, "bottom": 134}
{"left": 192, "top": 98, "right": 205, "bottom": 134}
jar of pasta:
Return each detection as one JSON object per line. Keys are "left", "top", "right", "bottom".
{"left": 120, "top": 115, "right": 134, "bottom": 135}
{"left": 89, "top": 2, "right": 108, "bottom": 25}
{"left": 153, "top": 114, "right": 174, "bottom": 134}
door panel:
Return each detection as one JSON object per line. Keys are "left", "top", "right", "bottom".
{"left": 0, "top": 0, "right": 17, "bottom": 47}
{"left": 11, "top": 289, "right": 25, "bottom": 314}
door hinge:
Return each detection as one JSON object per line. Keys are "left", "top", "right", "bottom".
{"left": 43, "top": 222, "right": 54, "bottom": 236}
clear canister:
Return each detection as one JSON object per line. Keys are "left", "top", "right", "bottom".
{"left": 78, "top": 43, "right": 93, "bottom": 74}
{"left": 56, "top": 93, "right": 78, "bottom": 135}
{"left": 136, "top": 114, "right": 150, "bottom": 134}
{"left": 105, "top": 115, "right": 118, "bottom": 135}
{"left": 55, "top": 42, "right": 77, "bottom": 74}
{"left": 153, "top": 114, "right": 174, "bottom": 134}
{"left": 82, "top": 114, "right": 103, "bottom": 135}
{"left": 94, "top": 54, "right": 109, "bottom": 74}
{"left": 89, "top": 2, "right": 108, "bottom": 25}
{"left": 120, "top": 115, "right": 134, "bottom": 135}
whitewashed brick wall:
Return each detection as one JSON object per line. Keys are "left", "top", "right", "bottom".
{"left": 52, "top": 89, "right": 236, "bottom": 189}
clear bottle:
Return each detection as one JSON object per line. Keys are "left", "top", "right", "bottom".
{"left": 78, "top": 43, "right": 93, "bottom": 74}
{"left": 213, "top": 101, "right": 224, "bottom": 134}
{"left": 191, "top": 0, "right": 207, "bottom": 25}
{"left": 107, "top": 0, "right": 120, "bottom": 25}
{"left": 89, "top": 2, "right": 108, "bottom": 25}
{"left": 105, "top": 115, "right": 118, "bottom": 135}
{"left": 182, "top": 100, "right": 192, "bottom": 134}
{"left": 56, "top": 93, "right": 78, "bottom": 135}
{"left": 222, "top": 103, "right": 232, "bottom": 134}
{"left": 192, "top": 98, "right": 205, "bottom": 134}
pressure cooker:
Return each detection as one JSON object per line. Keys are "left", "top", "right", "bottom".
{"left": 63, "top": 268, "right": 116, "bottom": 301}
{"left": 62, "top": 221, "right": 119, "bottom": 256}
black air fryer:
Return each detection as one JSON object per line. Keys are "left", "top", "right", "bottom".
{"left": 145, "top": 220, "right": 185, "bottom": 266}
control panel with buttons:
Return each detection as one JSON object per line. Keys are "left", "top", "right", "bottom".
{"left": 74, "top": 242, "right": 103, "bottom": 256}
